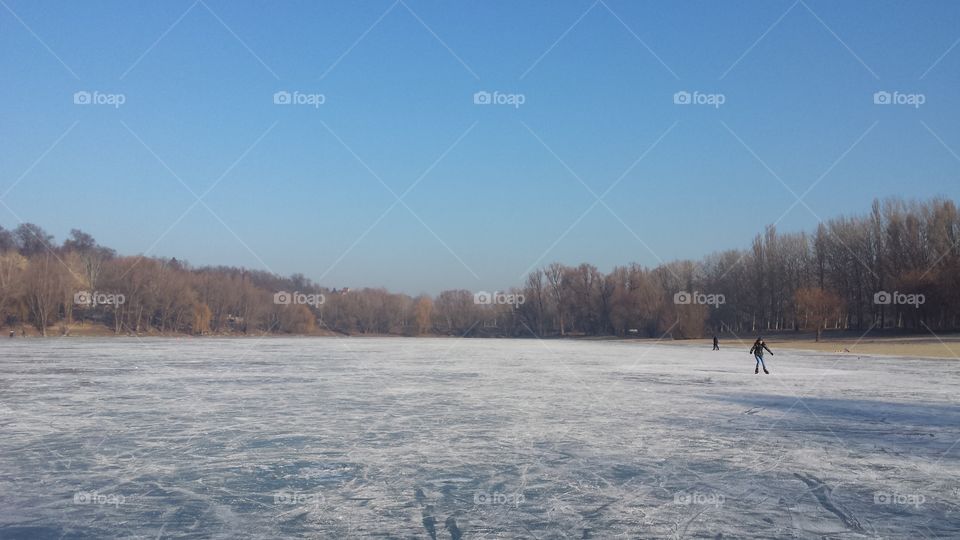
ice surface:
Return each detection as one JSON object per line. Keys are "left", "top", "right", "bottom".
{"left": 0, "top": 337, "right": 958, "bottom": 538}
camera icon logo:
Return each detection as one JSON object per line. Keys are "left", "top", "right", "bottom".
{"left": 873, "top": 91, "right": 891, "bottom": 105}
{"left": 74, "top": 290, "right": 92, "bottom": 306}
{"left": 73, "top": 491, "right": 92, "bottom": 504}
{"left": 473, "top": 91, "right": 492, "bottom": 105}
{"left": 673, "top": 291, "right": 692, "bottom": 305}
{"left": 274, "top": 291, "right": 292, "bottom": 305}
{"left": 873, "top": 291, "right": 892, "bottom": 305}
{"left": 273, "top": 91, "right": 292, "bottom": 105}
{"left": 73, "top": 91, "right": 92, "bottom": 105}
{"left": 673, "top": 91, "right": 691, "bottom": 105}
{"left": 473, "top": 491, "right": 489, "bottom": 504}
{"left": 474, "top": 291, "right": 493, "bottom": 305}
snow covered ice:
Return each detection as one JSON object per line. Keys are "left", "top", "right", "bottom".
{"left": 1, "top": 337, "right": 958, "bottom": 538}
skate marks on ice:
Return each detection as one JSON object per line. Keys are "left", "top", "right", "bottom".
{"left": 414, "top": 486, "right": 463, "bottom": 540}
{"left": 793, "top": 472, "right": 863, "bottom": 533}
{"left": 2, "top": 338, "right": 960, "bottom": 538}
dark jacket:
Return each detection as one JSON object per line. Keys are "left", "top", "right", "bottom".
{"left": 750, "top": 341, "right": 772, "bottom": 357}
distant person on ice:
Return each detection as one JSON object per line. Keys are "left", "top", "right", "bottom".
{"left": 749, "top": 337, "right": 773, "bottom": 374}
{"left": 712, "top": 335, "right": 719, "bottom": 350}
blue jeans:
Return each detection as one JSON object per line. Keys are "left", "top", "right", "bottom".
{"left": 755, "top": 354, "right": 766, "bottom": 369}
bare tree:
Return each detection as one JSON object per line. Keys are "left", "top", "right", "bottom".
{"left": 795, "top": 287, "right": 845, "bottom": 341}
{"left": 545, "top": 263, "right": 567, "bottom": 336}
{"left": 23, "top": 254, "right": 71, "bottom": 336}
{"left": 414, "top": 295, "right": 433, "bottom": 335}
{"left": 0, "top": 251, "right": 26, "bottom": 324}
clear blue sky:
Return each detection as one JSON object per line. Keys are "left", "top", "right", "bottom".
{"left": 2, "top": 0, "right": 959, "bottom": 294}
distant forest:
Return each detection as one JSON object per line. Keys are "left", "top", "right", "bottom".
{"left": 0, "top": 196, "right": 957, "bottom": 338}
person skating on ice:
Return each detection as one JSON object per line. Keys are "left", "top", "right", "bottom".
{"left": 749, "top": 337, "right": 773, "bottom": 374}
{"left": 712, "top": 335, "right": 719, "bottom": 351}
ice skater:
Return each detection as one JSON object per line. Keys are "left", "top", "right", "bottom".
{"left": 749, "top": 337, "right": 773, "bottom": 374}
{"left": 712, "top": 335, "right": 719, "bottom": 350}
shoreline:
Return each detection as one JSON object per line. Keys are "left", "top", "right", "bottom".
{"left": 5, "top": 326, "right": 959, "bottom": 360}
{"left": 660, "top": 336, "right": 960, "bottom": 360}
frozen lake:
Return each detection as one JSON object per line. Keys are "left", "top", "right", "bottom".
{"left": 0, "top": 337, "right": 958, "bottom": 539}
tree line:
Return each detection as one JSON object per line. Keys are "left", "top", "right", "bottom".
{"left": 0, "top": 196, "right": 957, "bottom": 338}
